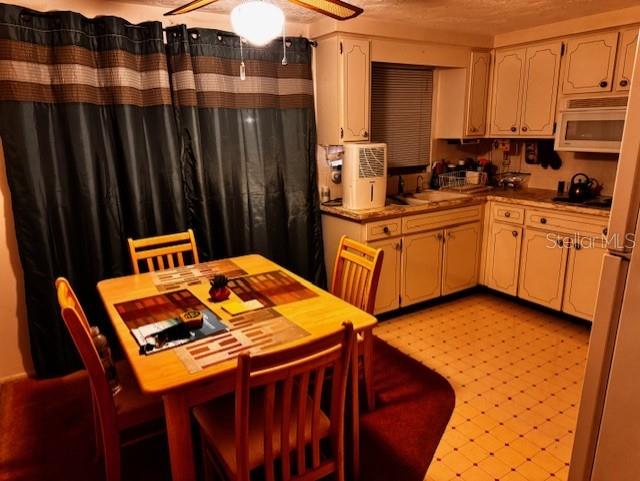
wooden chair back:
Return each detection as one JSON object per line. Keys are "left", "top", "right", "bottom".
{"left": 331, "top": 236, "right": 384, "bottom": 314}
{"left": 234, "top": 323, "right": 354, "bottom": 481}
{"left": 55, "top": 277, "right": 121, "bottom": 481}
{"left": 127, "top": 229, "right": 199, "bottom": 274}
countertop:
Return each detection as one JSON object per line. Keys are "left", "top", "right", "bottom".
{"left": 319, "top": 187, "right": 611, "bottom": 222}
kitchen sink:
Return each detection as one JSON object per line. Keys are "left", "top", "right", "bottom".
{"left": 391, "top": 190, "right": 470, "bottom": 205}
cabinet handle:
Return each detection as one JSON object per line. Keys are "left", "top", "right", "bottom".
{"left": 557, "top": 239, "right": 564, "bottom": 247}
{"left": 504, "top": 211, "right": 511, "bottom": 218}
{"left": 447, "top": 232, "right": 454, "bottom": 240}
{"left": 620, "top": 79, "right": 629, "bottom": 87}
{"left": 603, "top": 227, "right": 608, "bottom": 236}
{"left": 383, "top": 226, "right": 390, "bottom": 234}
{"left": 362, "top": 130, "right": 369, "bottom": 138}
{"left": 512, "top": 230, "right": 518, "bottom": 237}
{"left": 600, "top": 80, "right": 608, "bottom": 88}
{"left": 540, "top": 217, "right": 547, "bottom": 224}
{"left": 510, "top": 126, "right": 517, "bottom": 132}
{"left": 522, "top": 126, "right": 528, "bottom": 132}
{"left": 437, "top": 233, "right": 444, "bottom": 240}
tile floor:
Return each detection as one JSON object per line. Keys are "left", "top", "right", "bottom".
{"left": 375, "top": 292, "right": 591, "bottom": 481}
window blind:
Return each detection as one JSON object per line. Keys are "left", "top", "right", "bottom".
{"left": 371, "top": 63, "right": 433, "bottom": 169}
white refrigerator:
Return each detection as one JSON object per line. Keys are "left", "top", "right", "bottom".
{"left": 569, "top": 33, "right": 640, "bottom": 481}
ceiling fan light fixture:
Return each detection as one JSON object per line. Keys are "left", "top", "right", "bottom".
{"left": 231, "top": 1, "right": 285, "bottom": 46}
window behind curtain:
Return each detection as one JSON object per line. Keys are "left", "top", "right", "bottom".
{"left": 371, "top": 63, "right": 433, "bottom": 169}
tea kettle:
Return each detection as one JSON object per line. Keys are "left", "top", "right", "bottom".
{"left": 568, "top": 173, "right": 598, "bottom": 202}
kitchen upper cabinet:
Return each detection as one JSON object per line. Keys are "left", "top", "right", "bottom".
{"left": 485, "top": 222, "right": 523, "bottom": 296}
{"left": 442, "top": 222, "right": 481, "bottom": 295}
{"left": 518, "top": 229, "right": 569, "bottom": 310}
{"left": 490, "top": 48, "right": 526, "bottom": 135}
{"left": 341, "top": 38, "right": 371, "bottom": 141}
{"left": 465, "top": 51, "right": 491, "bottom": 136}
{"left": 490, "top": 42, "right": 562, "bottom": 137}
{"left": 614, "top": 28, "right": 639, "bottom": 92}
{"left": 316, "top": 35, "right": 370, "bottom": 145}
{"left": 434, "top": 50, "right": 490, "bottom": 139}
{"left": 368, "top": 237, "right": 402, "bottom": 314}
{"left": 520, "top": 42, "right": 563, "bottom": 136}
{"left": 562, "top": 32, "right": 619, "bottom": 94}
{"left": 401, "top": 231, "right": 443, "bottom": 305}
{"left": 562, "top": 238, "right": 606, "bottom": 321}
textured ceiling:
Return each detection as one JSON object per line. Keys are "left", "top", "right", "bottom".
{"left": 119, "top": 0, "right": 640, "bottom": 34}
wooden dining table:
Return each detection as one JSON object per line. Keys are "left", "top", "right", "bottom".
{"left": 97, "top": 254, "right": 377, "bottom": 481}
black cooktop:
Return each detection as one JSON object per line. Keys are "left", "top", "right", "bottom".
{"left": 552, "top": 196, "right": 612, "bottom": 208}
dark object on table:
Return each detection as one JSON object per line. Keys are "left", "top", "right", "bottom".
{"left": 209, "top": 274, "right": 231, "bottom": 302}
{"left": 180, "top": 309, "right": 204, "bottom": 330}
{"left": 557, "top": 181, "right": 565, "bottom": 194}
{"left": 568, "top": 173, "right": 599, "bottom": 202}
{"left": 143, "top": 322, "right": 192, "bottom": 352}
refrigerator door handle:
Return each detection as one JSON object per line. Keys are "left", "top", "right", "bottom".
{"left": 569, "top": 254, "right": 629, "bottom": 481}
{"left": 607, "top": 35, "right": 640, "bottom": 249}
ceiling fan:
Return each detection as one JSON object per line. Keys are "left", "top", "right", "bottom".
{"left": 164, "top": 0, "right": 364, "bottom": 21}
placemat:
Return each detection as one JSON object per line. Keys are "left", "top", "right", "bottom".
{"left": 151, "top": 259, "right": 247, "bottom": 292}
{"left": 115, "top": 289, "right": 210, "bottom": 329}
{"left": 227, "top": 270, "right": 317, "bottom": 307}
{"left": 176, "top": 308, "right": 309, "bottom": 373}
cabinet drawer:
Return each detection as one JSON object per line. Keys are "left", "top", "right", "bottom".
{"left": 525, "top": 209, "right": 608, "bottom": 237}
{"left": 491, "top": 203, "right": 525, "bottom": 224}
{"left": 364, "top": 218, "right": 402, "bottom": 241}
{"left": 403, "top": 205, "right": 483, "bottom": 234}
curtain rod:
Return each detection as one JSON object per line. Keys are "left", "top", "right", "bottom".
{"left": 158, "top": 26, "right": 317, "bottom": 47}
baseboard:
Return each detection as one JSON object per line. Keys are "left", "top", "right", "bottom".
{"left": 0, "top": 371, "right": 29, "bottom": 385}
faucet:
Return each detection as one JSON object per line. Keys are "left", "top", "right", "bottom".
{"left": 398, "top": 175, "right": 405, "bottom": 194}
{"left": 416, "top": 175, "right": 424, "bottom": 193}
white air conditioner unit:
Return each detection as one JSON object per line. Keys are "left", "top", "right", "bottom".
{"left": 342, "top": 143, "right": 387, "bottom": 210}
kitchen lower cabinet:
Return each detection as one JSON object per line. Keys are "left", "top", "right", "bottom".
{"left": 442, "top": 222, "right": 482, "bottom": 295}
{"left": 562, "top": 238, "right": 607, "bottom": 320}
{"left": 485, "top": 222, "right": 523, "bottom": 296}
{"left": 401, "top": 230, "right": 443, "bottom": 305}
{"left": 518, "top": 229, "right": 569, "bottom": 310}
{"left": 368, "top": 237, "right": 402, "bottom": 314}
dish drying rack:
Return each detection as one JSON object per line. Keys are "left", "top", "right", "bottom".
{"left": 438, "top": 171, "right": 492, "bottom": 193}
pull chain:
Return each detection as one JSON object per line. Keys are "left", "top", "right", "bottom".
{"left": 281, "top": 26, "right": 288, "bottom": 66}
{"left": 240, "top": 37, "right": 246, "bottom": 80}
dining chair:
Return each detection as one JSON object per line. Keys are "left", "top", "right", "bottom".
{"left": 193, "top": 322, "right": 355, "bottom": 481}
{"left": 330, "top": 235, "right": 383, "bottom": 411}
{"left": 55, "top": 278, "right": 164, "bottom": 481}
{"left": 127, "top": 228, "right": 199, "bottom": 274}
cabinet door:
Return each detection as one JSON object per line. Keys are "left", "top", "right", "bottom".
{"left": 562, "top": 32, "right": 619, "bottom": 94}
{"left": 485, "top": 222, "right": 522, "bottom": 295}
{"left": 442, "top": 222, "right": 481, "bottom": 295}
{"left": 401, "top": 230, "right": 443, "bottom": 306}
{"left": 465, "top": 51, "right": 491, "bottom": 136}
{"left": 490, "top": 48, "right": 526, "bottom": 136}
{"left": 520, "top": 42, "right": 562, "bottom": 136}
{"left": 340, "top": 37, "right": 370, "bottom": 142}
{"left": 614, "top": 28, "right": 639, "bottom": 92}
{"left": 368, "top": 237, "right": 401, "bottom": 315}
{"left": 518, "top": 229, "right": 568, "bottom": 310}
{"left": 562, "top": 238, "right": 606, "bottom": 321}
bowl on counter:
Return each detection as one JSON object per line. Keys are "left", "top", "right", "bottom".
{"left": 494, "top": 172, "right": 531, "bottom": 189}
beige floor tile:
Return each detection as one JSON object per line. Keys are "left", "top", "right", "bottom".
{"left": 375, "top": 293, "right": 589, "bottom": 481}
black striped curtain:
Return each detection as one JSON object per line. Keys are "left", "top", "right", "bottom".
{"left": 166, "top": 26, "right": 325, "bottom": 288}
{"left": 0, "top": 4, "right": 187, "bottom": 376}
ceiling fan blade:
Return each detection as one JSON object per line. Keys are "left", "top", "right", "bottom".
{"left": 288, "top": 0, "right": 363, "bottom": 21}
{"left": 164, "top": 0, "right": 220, "bottom": 16}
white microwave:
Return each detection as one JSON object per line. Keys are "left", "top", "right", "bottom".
{"left": 555, "top": 108, "right": 626, "bottom": 154}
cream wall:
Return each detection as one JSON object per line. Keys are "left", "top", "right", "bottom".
{"left": 0, "top": 142, "right": 31, "bottom": 381}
